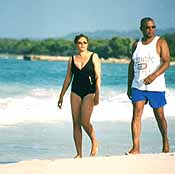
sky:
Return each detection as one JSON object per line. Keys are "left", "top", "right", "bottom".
{"left": 0, "top": 0, "right": 175, "bottom": 38}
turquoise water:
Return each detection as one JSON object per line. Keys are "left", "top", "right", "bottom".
{"left": 0, "top": 119, "right": 175, "bottom": 163}
{"left": 0, "top": 58, "right": 174, "bottom": 162}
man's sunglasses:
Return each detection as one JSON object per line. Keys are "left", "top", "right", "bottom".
{"left": 145, "top": 26, "right": 156, "bottom": 29}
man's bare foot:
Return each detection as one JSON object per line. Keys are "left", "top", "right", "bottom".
{"left": 74, "top": 154, "right": 81, "bottom": 159}
{"left": 90, "top": 142, "right": 98, "bottom": 157}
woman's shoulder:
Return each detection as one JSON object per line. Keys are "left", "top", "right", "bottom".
{"left": 89, "top": 51, "right": 98, "bottom": 57}
{"left": 68, "top": 56, "right": 74, "bottom": 64}
{"left": 91, "top": 52, "right": 100, "bottom": 63}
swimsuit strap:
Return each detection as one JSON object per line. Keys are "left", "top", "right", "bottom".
{"left": 71, "top": 55, "right": 77, "bottom": 70}
{"left": 72, "top": 53, "right": 94, "bottom": 64}
{"left": 71, "top": 53, "right": 94, "bottom": 69}
{"left": 88, "top": 53, "right": 94, "bottom": 65}
{"left": 71, "top": 55, "right": 75, "bottom": 73}
{"left": 90, "top": 53, "right": 94, "bottom": 60}
{"left": 71, "top": 55, "right": 74, "bottom": 64}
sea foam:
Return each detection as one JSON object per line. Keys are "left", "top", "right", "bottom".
{"left": 0, "top": 88, "right": 174, "bottom": 125}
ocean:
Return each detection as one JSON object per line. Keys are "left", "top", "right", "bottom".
{"left": 0, "top": 57, "right": 174, "bottom": 163}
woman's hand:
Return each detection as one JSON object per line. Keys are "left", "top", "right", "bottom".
{"left": 94, "top": 93, "right": 99, "bottom": 105}
{"left": 58, "top": 97, "right": 63, "bottom": 109}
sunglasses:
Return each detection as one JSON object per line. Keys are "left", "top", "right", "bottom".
{"left": 145, "top": 26, "right": 156, "bottom": 29}
{"left": 77, "top": 41, "right": 88, "bottom": 45}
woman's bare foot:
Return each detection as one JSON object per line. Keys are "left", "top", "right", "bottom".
{"left": 90, "top": 142, "right": 98, "bottom": 157}
{"left": 162, "top": 142, "right": 170, "bottom": 153}
{"left": 74, "top": 154, "right": 81, "bottom": 159}
{"left": 126, "top": 148, "right": 140, "bottom": 155}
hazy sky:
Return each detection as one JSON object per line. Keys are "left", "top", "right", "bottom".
{"left": 0, "top": 0, "right": 175, "bottom": 38}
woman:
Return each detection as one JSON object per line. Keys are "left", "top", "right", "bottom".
{"left": 58, "top": 34, "right": 101, "bottom": 158}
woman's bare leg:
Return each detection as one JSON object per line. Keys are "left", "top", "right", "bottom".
{"left": 71, "top": 92, "right": 82, "bottom": 158}
{"left": 81, "top": 94, "right": 98, "bottom": 156}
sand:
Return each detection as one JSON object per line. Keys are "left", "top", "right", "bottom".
{"left": 0, "top": 153, "right": 175, "bottom": 174}
{"left": 29, "top": 55, "right": 175, "bottom": 65}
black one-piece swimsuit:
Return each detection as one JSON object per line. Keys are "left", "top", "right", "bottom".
{"left": 71, "top": 53, "right": 96, "bottom": 99}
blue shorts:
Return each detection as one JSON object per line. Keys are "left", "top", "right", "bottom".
{"left": 131, "top": 88, "right": 166, "bottom": 109}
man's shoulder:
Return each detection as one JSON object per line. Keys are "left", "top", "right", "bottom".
{"left": 132, "top": 39, "right": 139, "bottom": 52}
{"left": 156, "top": 36, "right": 167, "bottom": 46}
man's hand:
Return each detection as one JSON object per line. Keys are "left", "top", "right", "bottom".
{"left": 144, "top": 73, "right": 157, "bottom": 85}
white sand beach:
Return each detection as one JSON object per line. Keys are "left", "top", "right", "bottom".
{"left": 0, "top": 153, "right": 175, "bottom": 174}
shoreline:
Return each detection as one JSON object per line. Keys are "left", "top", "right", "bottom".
{"left": 0, "top": 54, "right": 175, "bottom": 65}
{"left": 0, "top": 153, "right": 175, "bottom": 174}
{"left": 30, "top": 55, "right": 175, "bottom": 65}
{"left": 28, "top": 55, "right": 131, "bottom": 63}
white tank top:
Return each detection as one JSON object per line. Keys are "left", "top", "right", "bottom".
{"left": 132, "top": 36, "right": 166, "bottom": 91}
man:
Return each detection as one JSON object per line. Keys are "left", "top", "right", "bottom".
{"left": 127, "top": 17, "right": 170, "bottom": 154}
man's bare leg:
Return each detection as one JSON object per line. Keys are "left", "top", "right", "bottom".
{"left": 153, "top": 107, "right": 170, "bottom": 153}
{"left": 128, "top": 101, "right": 145, "bottom": 154}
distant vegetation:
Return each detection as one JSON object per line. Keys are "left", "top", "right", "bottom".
{"left": 0, "top": 32, "right": 175, "bottom": 60}
{"left": 63, "top": 28, "right": 175, "bottom": 40}
{"left": 163, "top": 33, "right": 175, "bottom": 61}
{"left": 0, "top": 37, "right": 133, "bottom": 58}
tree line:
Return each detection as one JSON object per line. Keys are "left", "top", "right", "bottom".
{"left": 0, "top": 33, "right": 174, "bottom": 60}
